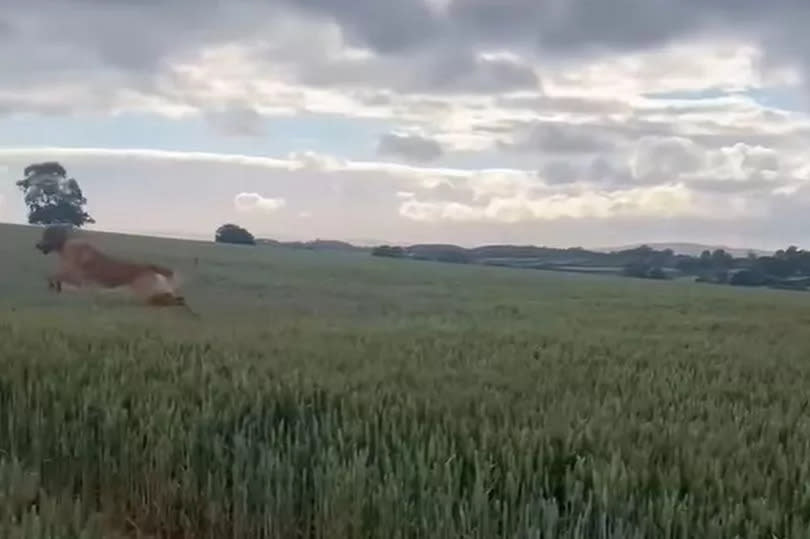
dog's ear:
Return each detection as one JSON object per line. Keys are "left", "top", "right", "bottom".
{"left": 37, "top": 224, "right": 72, "bottom": 253}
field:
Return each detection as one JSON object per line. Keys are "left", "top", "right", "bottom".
{"left": 2, "top": 223, "right": 810, "bottom": 538}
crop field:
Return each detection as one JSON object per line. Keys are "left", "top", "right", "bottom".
{"left": 2, "top": 222, "right": 810, "bottom": 538}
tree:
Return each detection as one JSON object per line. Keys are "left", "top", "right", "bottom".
{"left": 711, "top": 249, "right": 733, "bottom": 269}
{"left": 371, "top": 245, "right": 406, "bottom": 258}
{"left": 16, "top": 162, "right": 95, "bottom": 227}
{"left": 215, "top": 223, "right": 255, "bottom": 245}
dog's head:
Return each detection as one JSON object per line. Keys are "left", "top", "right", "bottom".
{"left": 35, "top": 225, "right": 71, "bottom": 255}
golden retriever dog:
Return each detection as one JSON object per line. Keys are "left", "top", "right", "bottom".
{"left": 35, "top": 225, "right": 190, "bottom": 309}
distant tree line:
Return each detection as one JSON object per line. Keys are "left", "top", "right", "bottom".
{"left": 371, "top": 242, "right": 810, "bottom": 291}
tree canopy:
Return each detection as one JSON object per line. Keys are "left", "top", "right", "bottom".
{"left": 215, "top": 223, "right": 256, "bottom": 245}
{"left": 16, "top": 162, "right": 95, "bottom": 227}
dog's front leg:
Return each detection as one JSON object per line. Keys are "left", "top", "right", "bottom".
{"left": 48, "top": 269, "right": 81, "bottom": 293}
{"left": 47, "top": 277, "right": 61, "bottom": 292}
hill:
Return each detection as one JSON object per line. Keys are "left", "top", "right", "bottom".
{"left": 252, "top": 236, "right": 771, "bottom": 265}
{"left": 2, "top": 222, "right": 810, "bottom": 536}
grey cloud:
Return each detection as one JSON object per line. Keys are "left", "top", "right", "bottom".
{"left": 377, "top": 132, "right": 444, "bottom": 162}
{"left": 541, "top": 161, "right": 580, "bottom": 185}
{"left": 5, "top": 1, "right": 800, "bottom": 84}
{"left": 446, "top": 0, "right": 691, "bottom": 52}
{"left": 497, "top": 94, "right": 631, "bottom": 115}
{"left": 353, "top": 90, "right": 393, "bottom": 106}
{"left": 280, "top": 0, "right": 439, "bottom": 54}
{"left": 540, "top": 155, "right": 634, "bottom": 187}
{"left": 499, "top": 121, "right": 619, "bottom": 154}
{"left": 205, "top": 103, "right": 266, "bottom": 137}
{"left": 3, "top": 0, "right": 810, "bottom": 126}
{"left": 587, "top": 156, "right": 635, "bottom": 187}
{"left": 687, "top": 178, "right": 784, "bottom": 194}
{"left": 0, "top": 18, "right": 12, "bottom": 38}
{"left": 631, "top": 136, "right": 705, "bottom": 182}
{"left": 510, "top": 112, "right": 810, "bottom": 152}
{"left": 295, "top": 48, "right": 539, "bottom": 94}
{"left": 281, "top": 0, "right": 810, "bottom": 100}
{"left": 423, "top": 52, "right": 539, "bottom": 94}
{"left": 2, "top": 0, "right": 808, "bottom": 75}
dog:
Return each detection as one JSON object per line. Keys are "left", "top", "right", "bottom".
{"left": 35, "top": 225, "right": 191, "bottom": 310}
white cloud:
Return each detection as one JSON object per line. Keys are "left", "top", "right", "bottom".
{"left": 0, "top": 146, "right": 523, "bottom": 184}
{"left": 0, "top": 144, "right": 804, "bottom": 223}
{"left": 0, "top": 147, "right": 290, "bottom": 169}
{"left": 287, "top": 151, "right": 347, "bottom": 172}
{"left": 0, "top": 143, "right": 805, "bottom": 248}
{"left": 399, "top": 183, "right": 713, "bottom": 223}
{"left": 541, "top": 40, "right": 798, "bottom": 99}
{"left": 234, "top": 192, "right": 286, "bottom": 213}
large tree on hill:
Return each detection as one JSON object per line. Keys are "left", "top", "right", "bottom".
{"left": 16, "top": 162, "right": 95, "bottom": 227}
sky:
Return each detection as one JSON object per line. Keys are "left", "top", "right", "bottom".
{"left": 3, "top": 2, "right": 810, "bottom": 249}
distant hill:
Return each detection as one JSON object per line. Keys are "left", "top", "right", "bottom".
{"left": 594, "top": 242, "right": 772, "bottom": 258}
{"left": 257, "top": 238, "right": 370, "bottom": 253}
{"left": 254, "top": 237, "right": 773, "bottom": 260}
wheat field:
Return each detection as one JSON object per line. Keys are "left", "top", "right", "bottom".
{"left": 2, "top": 223, "right": 810, "bottom": 538}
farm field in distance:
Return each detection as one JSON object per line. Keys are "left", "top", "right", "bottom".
{"left": 2, "top": 222, "right": 810, "bottom": 538}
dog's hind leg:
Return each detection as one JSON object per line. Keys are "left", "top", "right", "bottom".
{"left": 146, "top": 292, "right": 200, "bottom": 318}
{"left": 133, "top": 271, "right": 198, "bottom": 316}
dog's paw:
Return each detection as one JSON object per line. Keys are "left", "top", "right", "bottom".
{"left": 147, "top": 292, "right": 187, "bottom": 307}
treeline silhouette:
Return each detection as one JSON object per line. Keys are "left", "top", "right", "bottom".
{"left": 372, "top": 243, "right": 810, "bottom": 290}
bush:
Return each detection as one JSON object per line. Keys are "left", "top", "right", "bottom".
{"left": 729, "top": 269, "right": 768, "bottom": 287}
{"left": 215, "top": 223, "right": 255, "bottom": 245}
{"left": 622, "top": 262, "right": 667, "bottom": 280}
{"left": 372, "top": 245, "right": 406, "bottom": 258}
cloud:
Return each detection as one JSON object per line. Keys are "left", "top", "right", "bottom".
{"left": 287, "top": 151, "right": 347, "bottom": 172}
{"left": 0, "top": 144, "right": 807, "bottom": 248}
{"left": 377, "top": 131, "right": 443, "bottom": 162}
{"left": 0, "top": 1, "right": 804, "bottom": 124}
{"left": 0, "top": 147, "right": 291, "bottom": 169}
{"left": 498, "top": 121, "right": 620, "bottom": 154}
{"left": 0, "top": 142, "right": 804, "bottom": 211}
{"left": 627, "top": 136, "right": 804, "bottom": 194}
{"left": 234, "top": 192, "right": 286, "bottom": 213}
{"left": 398, "top": 183, "right": 714, "bottom": 223}
{"left": 630, "top": 136, "right": 706, "bottom": 183}
{"left": 205, "top": 102, "right": 266, "bottom": 137}
{"left": 4, "top": 0, "right": 810, "bottom": 252}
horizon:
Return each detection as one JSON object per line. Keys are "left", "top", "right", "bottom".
{"left": 2, "top": 2, "right": 810, "bottom": 250}
{"left": 0, "top": 220, "right": 776, "bottom": 256}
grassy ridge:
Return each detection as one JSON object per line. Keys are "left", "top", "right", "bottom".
{"left": 2, "top": 223, "right": 810, "bottom": 537}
